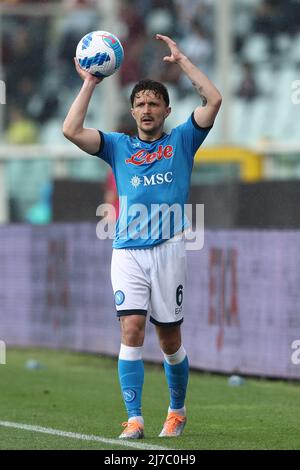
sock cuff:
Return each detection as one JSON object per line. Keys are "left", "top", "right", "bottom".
{"left": 163, "top": 345, "right": 187, "bottom": 365}
{"left": 168, "top": 406, "right": 186, "bottom": 416}
{"left": 119, "top": 344, "right": 143, "bottom": 361}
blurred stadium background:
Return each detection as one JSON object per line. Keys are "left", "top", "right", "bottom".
{"left": 1, "top": 0, "right": 300, "bottom": 221}
{"left": 1, "top": 0, "right": 300, "bottom": 439}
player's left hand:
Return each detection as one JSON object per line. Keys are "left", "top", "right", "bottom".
{"left": 156, "top": 34, "right": 185, "bottom": 64}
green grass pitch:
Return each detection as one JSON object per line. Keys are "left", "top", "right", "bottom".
{"left": 0, "top": 348, "right": 299, "bottom": 450}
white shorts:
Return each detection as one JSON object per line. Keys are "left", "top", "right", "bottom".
{"left": 111, "top": 237, "right": 186, "bottom": 326}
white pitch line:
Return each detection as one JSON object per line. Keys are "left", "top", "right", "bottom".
{"left": 0, "top": 420, "right": 172, "bottom": 451}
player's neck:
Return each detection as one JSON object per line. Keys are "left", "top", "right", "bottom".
{"left": 137, "top": 129, "right": 164, "bottom": 142}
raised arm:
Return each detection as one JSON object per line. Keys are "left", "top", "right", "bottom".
{"left": 156, "top": 34, "right": 222, "bottom": 128}
{"left": 62, "top": 58, "right": 103, "bottom": 155}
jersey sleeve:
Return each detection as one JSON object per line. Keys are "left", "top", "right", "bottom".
{"left": 90, "top": 131, "right": 123, "bottom": 167}
{"left": 174, "top": 113, "right": 212, "bottom": 161}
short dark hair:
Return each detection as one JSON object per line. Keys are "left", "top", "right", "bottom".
{"left": 130, "top": 79, "right": 170, "bottom": 107}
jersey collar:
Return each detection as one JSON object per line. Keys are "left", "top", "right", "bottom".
{"left": 135, "top": 132, "right": 167, "bottom": 144}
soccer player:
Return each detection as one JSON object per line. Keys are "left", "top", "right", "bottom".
{"left": 63, "top": 34, "right": 222, "bottom": 439}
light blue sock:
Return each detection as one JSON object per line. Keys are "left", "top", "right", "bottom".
{"left": 118, "top": 345, "right": 144, "bottom": 419}
{"left": 163, "top": 346, "right": 189, "bottom": 410}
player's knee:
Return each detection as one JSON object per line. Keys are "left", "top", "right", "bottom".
{"left": 160, "top": 339, "right": 182, "bottom": 355}
{"left": 156, "top": 325, "right": 181, "bottom": 354}
{"left": 121, "top": 315, "right": 146, "bottom": 346}
{"left": 122, "top": 326, "right": 145, "bottom": 346}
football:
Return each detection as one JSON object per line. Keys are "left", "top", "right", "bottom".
{"left": 76, "top": 30, "right": 124, "bottom": 78}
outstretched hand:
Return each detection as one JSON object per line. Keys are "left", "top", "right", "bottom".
{"left": 74, "top": 58, "right": 103, "bottom": 84}
{"left": 155, "top": 34, "right": 185, "bottom": 64}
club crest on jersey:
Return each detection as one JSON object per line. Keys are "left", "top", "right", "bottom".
{"left": 126, "top": 145, "right": 174, "bottom": 166}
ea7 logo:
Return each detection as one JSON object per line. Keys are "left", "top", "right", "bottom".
{"left": 144, "top": 172, "right": 173, "bottom": 186}
{"left": 0, "top": 340, "right": 6, "bottom": 364}
{"left": 291, "top": 340, "right": 300, "bottom": 365}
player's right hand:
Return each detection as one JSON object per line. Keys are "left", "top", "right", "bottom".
{"left": 74, "top": 58, "right": 103, "bottom": 84}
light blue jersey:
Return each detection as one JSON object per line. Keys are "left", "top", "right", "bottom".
{"left": 93, "top": 113, "right": 211, "bottom": 249}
